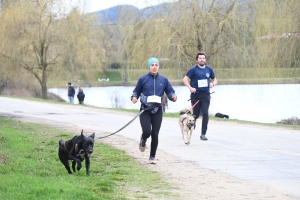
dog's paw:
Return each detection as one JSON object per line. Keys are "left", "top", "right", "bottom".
{"left": 77, "top": 163, "right": 82, "bottom": 171}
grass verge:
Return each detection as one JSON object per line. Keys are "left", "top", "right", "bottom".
{"left": 0, "top": 117, "right": 176, "bottom": 200}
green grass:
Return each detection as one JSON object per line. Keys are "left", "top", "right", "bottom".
{"left": 0, "top": 117, "right": 176, "bottom": 200}
{"left": 47, "top": 68, "right": 300, "bottom": 87}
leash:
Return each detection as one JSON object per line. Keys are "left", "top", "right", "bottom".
{"left": 95, "top": 104, "right": 161, "bottom": 140}
{"left": 185, "top": 100, "right": 199, "bottom": 114}
{"left": 185, "top": 91, "right": 215, "bottom": 114}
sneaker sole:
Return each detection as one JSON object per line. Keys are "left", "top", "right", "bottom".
{"left": 139, "top": 135, "right": 146, "bottom": 152}
{"left": 139, "top": 145, "right": 146, "bottom": 152}
{"left": 149, "top": 160, "right": 156, "bottom": 164}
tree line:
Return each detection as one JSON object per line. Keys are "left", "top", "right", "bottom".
{"left": 0, "top": 0, "right": 299, "bottom": 98}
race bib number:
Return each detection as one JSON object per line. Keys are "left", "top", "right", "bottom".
{"left": 198, "top": 79, "right": 208, "bottom": 88}
{"left": 147, "top": 95, "right": 161, "bottom": 103}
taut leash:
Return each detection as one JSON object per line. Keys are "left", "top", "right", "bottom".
{"left": 185, "top": 100, "right": 199, "bottom": 114}
{"left": 95, "top": 105, "right": 160, "bottom": 140}
{"left": 185, "top": 91, "right": 215, "bottom": 114}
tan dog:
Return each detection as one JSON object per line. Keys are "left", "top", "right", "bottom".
{"left": 178, "top": 113, "right": 195, "bottom": 145}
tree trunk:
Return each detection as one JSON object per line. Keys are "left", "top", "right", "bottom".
{"left": 41, "top": 66, "right": 48, "bottom": 99}
{"left": 124, "top": 60, "right": 129, "bottom": 85}
{"left": 0, "top": 80, "right": 8, "bottom": 95}
{"left": 41, "top": 82, "right": 48, "bottom": 99}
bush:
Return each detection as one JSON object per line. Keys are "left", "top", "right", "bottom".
{"left": 276, "top": 117, "right": 300, "bottom": 125}
{"left": 110, "top": 62, "right": 122, "bottom": 69}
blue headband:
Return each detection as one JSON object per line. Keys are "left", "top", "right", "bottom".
{"left": 147, "top": 57, "right": 159, "bottom": 69}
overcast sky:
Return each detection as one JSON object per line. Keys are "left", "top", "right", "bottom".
{"left": 86, "top": 0, "right": 173, "bottom": 13}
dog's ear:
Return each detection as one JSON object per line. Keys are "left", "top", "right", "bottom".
{"left": 89, "top": 133, "right": 95, "bottom": 140}
{"left": 192, "top": 115, "right": 196, "bottom": 119}
{"left": 81, "top": 130, "right": 84, "bottom": 139}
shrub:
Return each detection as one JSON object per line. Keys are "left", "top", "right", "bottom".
{"left": 110, "top": 62, "right": 122, "bottom": 69}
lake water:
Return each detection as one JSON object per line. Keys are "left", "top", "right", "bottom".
{"left": 48, "top": 84, "right": 300, "bottom": 124}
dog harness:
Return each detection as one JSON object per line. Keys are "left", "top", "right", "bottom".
{"left": 63, "top": 136, "right": 81, "bottom": 154}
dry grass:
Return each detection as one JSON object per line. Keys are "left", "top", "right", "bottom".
{"left": 276, "top": 117, "right": 300, "bottom": 125}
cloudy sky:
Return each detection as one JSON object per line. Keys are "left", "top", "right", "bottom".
{"left": 86, "top": 0, "right": 173, "bottom": 13}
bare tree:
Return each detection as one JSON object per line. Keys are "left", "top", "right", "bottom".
{"left": 254, "top": 0, "right": 300, "bottom": 70}
{"left": 119, "top": 0, "right": 241, "bottom": 72}
{"left": 0, "top": 0, "right": 104, "bottom": 99}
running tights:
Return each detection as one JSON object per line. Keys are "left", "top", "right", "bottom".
{"left": 140, "top": 107, "right": 163, "bottom": 157}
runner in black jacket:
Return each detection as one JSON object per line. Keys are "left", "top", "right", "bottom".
{"left": 131, "top": 57, "right": 177, "bottom": 164}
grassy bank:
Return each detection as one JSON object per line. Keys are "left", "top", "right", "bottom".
{"left": 46, "top": 68, "right": 300, "bottom": 88}
{"left": 0, "top": 117, "right": 176, "bottom": 200}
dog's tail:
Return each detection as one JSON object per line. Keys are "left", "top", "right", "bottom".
{"left": 59, "top": 139, "right": 64, "bottom": 147}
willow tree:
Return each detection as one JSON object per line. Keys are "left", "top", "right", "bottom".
{"left": 56, "top": 8, "right": 104, "bottom": 87}
{"left": 0, "top": 0, "right": 104, "bottom": 99}
{"left": 0, "top": 59, "right": 12, "bottom": 94}
{"left": 122, "top": 0, "right": 242, "bottom": 72}
{"left": 253, "top": 0, "right": 300, "bottom": 78}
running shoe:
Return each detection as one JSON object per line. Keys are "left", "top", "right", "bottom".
{"left": 149, "top": 156, "right": 156, "bottom": 164}
{"left": 200, "top": 134, "right": 208, "bottom": 140}
{"left": 139, "top": 135, "right": 146, "bottom": 152}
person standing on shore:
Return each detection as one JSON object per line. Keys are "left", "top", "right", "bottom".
{"left": 131, "top": 57, "right": 177, "bottom": 164}
{"left": 67, "top": 82, "right": 75, "bottom": 104}
{"left": 77, "top": 86, "right": 85, "bottom": 104}
{"left": 182, "top": 52, "right": 217, "bottom": 141}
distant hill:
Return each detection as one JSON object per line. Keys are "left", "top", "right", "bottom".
{"left": 89, "top": 3, "right": 172, "bottom": 24}
{"left": 90, "top": 1, "right": 250, "bottom": 24}
{"left": 90, "top": 5, "right": 139, "bottom": 24}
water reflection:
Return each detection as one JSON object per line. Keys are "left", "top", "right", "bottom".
{"left": 48, "top": 84, "right": 300, "bottom": 124}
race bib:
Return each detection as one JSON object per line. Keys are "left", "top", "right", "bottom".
{"left": 198, "top": 79, "right": 208, "bottom": 88}
{"left": 147, "top": 95, "right": 161, "bottom": 103}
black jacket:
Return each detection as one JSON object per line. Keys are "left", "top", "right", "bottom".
{"left": 68, "top": 86, "right": 75, "bottom": 97}
{"left": 77, "top": 91, "right": 85, "bottom": 101}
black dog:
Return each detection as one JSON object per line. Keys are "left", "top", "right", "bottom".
{"left": 58, "top": 130, "right": 95, "bottom": 175}
{"left": 215, "top": 112, "right": 229, "bottom": 119}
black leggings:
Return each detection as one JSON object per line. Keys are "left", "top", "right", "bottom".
{"left": 191, "top": 93, "right": 210, "bottom": 135}
{"left": 140, "top": 107, "right": 163, "bottom": 157}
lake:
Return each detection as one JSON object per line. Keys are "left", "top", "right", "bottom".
{"left": 48, "top": 84, "right": 300, "bottom": 124}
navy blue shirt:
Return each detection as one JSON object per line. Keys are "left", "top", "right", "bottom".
{"left": 132, "top": 72, "right": 176, "bottom": 104}
{"left": 186, "top": 65, "right": 215, "bottom": 94}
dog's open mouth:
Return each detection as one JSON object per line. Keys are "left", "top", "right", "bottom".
{"left": 87, "top": 153, "right": 93, "bottom": 157}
